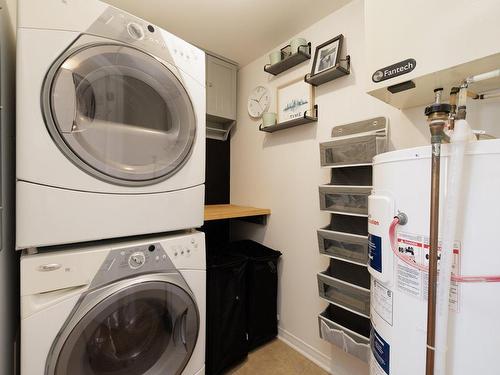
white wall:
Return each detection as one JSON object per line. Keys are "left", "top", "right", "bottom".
{"left": 230, "top": 1, "right": 500, "bottom": 374}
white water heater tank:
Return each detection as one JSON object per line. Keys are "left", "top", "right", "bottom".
{"left": 368, "top": 138, "right": 500, "bottom": 375}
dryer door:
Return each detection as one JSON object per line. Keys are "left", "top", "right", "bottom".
{"left": 43, "top": 43, "right": 196, "bottom": 186}
{"left": 48, "top": 281, "right": 199, "bottom": 375}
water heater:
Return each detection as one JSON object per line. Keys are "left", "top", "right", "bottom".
{"left": 368, "top": 138, "right": 500, "bottom": 375}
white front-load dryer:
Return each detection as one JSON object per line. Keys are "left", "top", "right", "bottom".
{"left": 16, "top": 0, "right": 206, "bottom": 249}
{"left": 21, "top": 231, "right": 206, "bottom": 375}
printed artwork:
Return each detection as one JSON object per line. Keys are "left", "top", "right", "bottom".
{"left": 277, "top": 78, "right": 314, "bottom": 123}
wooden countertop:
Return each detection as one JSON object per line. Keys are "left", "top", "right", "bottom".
{"left": 204, "top": 204, "right": 271, "bottom": 221}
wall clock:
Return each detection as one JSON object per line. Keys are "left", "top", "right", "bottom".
{"left": 247, "top": 85, "right": 271, "bottom": 118}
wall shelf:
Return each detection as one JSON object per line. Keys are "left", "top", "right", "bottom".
{"left": 204, "top": 204, "right": 270, "bottom": 224}
{"left": 305, "top": 56, "right": 351, "bottom": 87}
{"left": 259, "top": 105, "right": 318, "bottom": 133}
{"left": 206, "top": 120, "right": 236, "bottom": 141}
{"left": 264, "top": 43, "right": 311, "bottom": 76}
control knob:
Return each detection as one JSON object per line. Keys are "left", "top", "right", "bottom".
{"left": 128, "top": 251, "right": 146, "bottom": 269}
{"left": 127, "top": 22, "right": 145, "bottom": 40}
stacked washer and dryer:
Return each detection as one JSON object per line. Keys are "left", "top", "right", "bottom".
{"left": 16, "top": 0, "right": 207, "bottom": 374}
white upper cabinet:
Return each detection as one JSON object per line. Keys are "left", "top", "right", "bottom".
{"left": 365, "top": 0, "right": 500, "bottom": 109}
{"left": 206, "top": 54, "right": 237, "bottom": 120}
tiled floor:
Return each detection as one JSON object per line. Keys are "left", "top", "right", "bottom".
{"left": 226, "top": 339, "right": 329, "bottom": 375}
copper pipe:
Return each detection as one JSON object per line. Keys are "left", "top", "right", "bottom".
{"left": 425, "top": 120, "right": 445, "bottom": 375}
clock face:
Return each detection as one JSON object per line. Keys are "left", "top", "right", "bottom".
{"left": 247, "top": 85, "right": 271, "bottom": 118}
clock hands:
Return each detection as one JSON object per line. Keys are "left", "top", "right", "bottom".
{"left": 249, "top": 87, "right": 269, "bottom": 117}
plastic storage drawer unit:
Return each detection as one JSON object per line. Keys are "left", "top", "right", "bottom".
{"left": 318, "top": 304, "right": 370, "bottom": 362}
{"left": 319, "top": 186, "right": 371, "bottom": 216}
{"left": 319, "top": 134, "right": 386, "bottom": 168}
{"left": 317, "top": 260, "right": 370, "bottom": 317}
{"left": 317, "top": 228, "right": 369, "bottom": 265}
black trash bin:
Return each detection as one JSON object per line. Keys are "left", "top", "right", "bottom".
{"left": 230, "top": 240, "right": 282, "bottom": 351}
{"left": 206, "top": 253, "right": 248, "bottom": 375}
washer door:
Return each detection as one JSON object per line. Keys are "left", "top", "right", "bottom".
{"left": 43, "top": 43, "right": 196, "bottom": 186}
{"left": 49, "top": 281, "right": 199, "bottom": 375}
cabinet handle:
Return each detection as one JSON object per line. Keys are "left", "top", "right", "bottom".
{"left": 207, "top": 82, "right": 213, "bottom": 87}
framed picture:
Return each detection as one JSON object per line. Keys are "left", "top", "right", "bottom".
{"left": 311, "top": 34, "right": 344, "bottom": 76}
{"left": 277, "top": 77, "right": 315, "bottom": 123}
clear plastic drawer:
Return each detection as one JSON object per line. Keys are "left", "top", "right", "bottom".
{"left": 319, "top": 186, "right": 371, "bottom": 216}
{"left": 318, "top": 260, "right": 370, "bottom": 317}
{"left": 317, "top": 228, "right": 368, "bottom": 265}
{"left": 318, "top": 304, "right": 370, "bottom": 362}
{"left": 319, "top": 134, "right": 386, "bottom": 168}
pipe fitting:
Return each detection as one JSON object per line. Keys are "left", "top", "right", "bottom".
{"left": 429, "top": 120, "right": 446, "bottom": 144}
{"left": 395, "top": 212, "right": 408, "bottom": 225}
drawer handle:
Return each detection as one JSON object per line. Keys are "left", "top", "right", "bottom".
{"left": 38, "top": 263, "right": 62, "bottom": 272}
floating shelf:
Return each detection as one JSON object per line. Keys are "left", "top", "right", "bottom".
{"left": 206, "top": 114, "right": 236, "bottom": 141}
{"left": 259, "top": 105, "right": 318, "bottom": 133}
{"left": 264, "top": 43, "right": 311, "bottom": 76}
{"left": 305, "top": 56, "right": 351, "bottom": 87}
{"left": 206, "top": 121, "right": 235, "bottom": 141}
{"left": 204, "top": 204, "right": 271, "bottom": 224}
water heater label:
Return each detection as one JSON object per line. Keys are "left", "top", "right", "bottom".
{"left": 372, "top": 279, "right": 393, "bottom": 326}
{"left": 369, "top": 234, "right": 383, "bottom": 273}
{"left": 396, "top": 232, "right": 461, "bottom": 312}
{"left": 396, "top": 233, "right": 423, "bottom": 298}
{"left": 371, "top": 328, "right": 390, "bottom": 374}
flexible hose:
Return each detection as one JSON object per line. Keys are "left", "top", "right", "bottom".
{"left": 389, "top": 217, "right": 500, "bottom": 283}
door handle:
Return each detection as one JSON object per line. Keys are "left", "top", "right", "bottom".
{"left": 173, "top": 308, "right": 188, "bottom": 351}
{"left": 180, "top": 309, "right": 187, "bottom": 349}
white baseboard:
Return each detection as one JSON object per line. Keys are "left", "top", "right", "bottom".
{"left": 278, "top": 327, "right": 332, "bottom": 374}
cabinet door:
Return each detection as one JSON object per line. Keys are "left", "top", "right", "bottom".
{"left": 206, "top": 54, "right": 237, "bottom": 120}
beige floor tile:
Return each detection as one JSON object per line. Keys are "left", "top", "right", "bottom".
{"left": 226, "top": 339, "right": 329, "bottom": 375}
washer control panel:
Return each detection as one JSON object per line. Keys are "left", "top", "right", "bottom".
{"left": 21, "top": 232, "right": 205, "bottom": 295}
{"left": 96, "top": 232, "right": 206, "bottom": 277}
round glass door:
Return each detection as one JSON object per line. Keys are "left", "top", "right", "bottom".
{"left": 49, "top": 281, "right": 199, "bottom": 375}
{"left": 43, "top": 43, "right": 196, "bottom": 186}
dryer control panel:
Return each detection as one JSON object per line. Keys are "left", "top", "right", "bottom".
{"left": 89, "top": 7, "right": 205, "bottom": 85}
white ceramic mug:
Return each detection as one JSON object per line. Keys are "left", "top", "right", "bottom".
{"left": 290, "top": 37, "right": 307, "bottom": 54}
{"left": 262, "top": 112, "right": 277, "bottom": 127}
{"left": 269, "top": 50, "right": 282, "bottom": 65}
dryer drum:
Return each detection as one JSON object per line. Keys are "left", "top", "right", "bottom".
{"left": 43, "top": 42, "right": 197, "bottom": 186}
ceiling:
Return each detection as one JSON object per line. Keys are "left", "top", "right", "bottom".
{"left": 103, "top": 0, "right": 351, "bottom": 65}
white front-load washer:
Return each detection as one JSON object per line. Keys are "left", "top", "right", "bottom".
{"left": 16, "top": 0, "right": 206, "bottom": 249}
{"left": 21, "top": 230, "right": 206, "bottom": 375}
